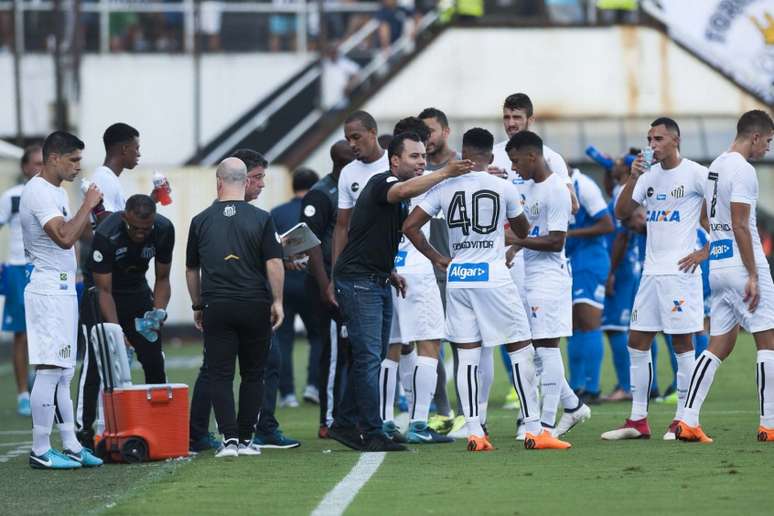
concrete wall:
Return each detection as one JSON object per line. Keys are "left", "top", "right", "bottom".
{"left": 0, "top": 53, "right": 313, "bottom": 167}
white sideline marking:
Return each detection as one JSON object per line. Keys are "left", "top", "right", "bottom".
{"left": 0, "top": 430, "right": 30, "bottom": 436}
{"left": 311, "top": 452, "right": 386, "bottom": 516}
{"left": 0, "top": 442, "right": 31, "bottom": 463}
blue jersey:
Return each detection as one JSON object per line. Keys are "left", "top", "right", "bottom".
{"left": 566, "top": 171, "right": 610, "bottom": 274}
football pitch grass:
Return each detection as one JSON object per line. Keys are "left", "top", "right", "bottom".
{"left": 0, "top": 334, "right": 773, "bottom": 516}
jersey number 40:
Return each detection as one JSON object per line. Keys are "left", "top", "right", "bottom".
{"left": 447, "top": 190, "right": 500, "bottom": 236}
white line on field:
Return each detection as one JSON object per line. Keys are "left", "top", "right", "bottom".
{"left": 0, "top": 430, "right": 30, "bottom": 436}
{"left": 0, "top": 442, "right": 30, "bottom": 463}
{"left": 0, "top": 441, "right": 32, "bottom": 448}
{"left": 310, "top": 452, "right": 386, "bottom": 516}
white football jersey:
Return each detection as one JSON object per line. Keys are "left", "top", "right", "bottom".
{"left": 337, "top": 151, "right": 389, "bottom": 210}
{"left": 395, "top": 191, "right": 434, "bottom": 275}
{"left": 20, "top": 177, "right": 77, "bottom": 291}
{"left": 0, "top": 184, "right": 28, "bottom": 264}
{"left": 520, "top": 172, "right": 571, "bottom": 274}
{"left": 632, "top": 158, "right": 706, "bottom": 275}
{"left": 91, "top": 166, "right": 126, "bottom": 212}
{"left": 418, "top": 171, "right": 522, "bottom": 289}
{"left": 706, "top": 151, "right": 767, "bottom": 271}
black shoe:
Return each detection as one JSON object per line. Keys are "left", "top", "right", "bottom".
{"left": 582, "top": 391, "right": 602, "bottom": 406}
{"left": 76, "top": 430, "right": 95, "bottom": 452}
{"left": 328, "top": 424, "right": 364, "bottom": 451}
{"left": 363, "top": 433, "right": 408, "bottom": 452}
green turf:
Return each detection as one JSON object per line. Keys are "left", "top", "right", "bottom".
{"left": 0, "top": 335, "right": 773, "bottom": 515}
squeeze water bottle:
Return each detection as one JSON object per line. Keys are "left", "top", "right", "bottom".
{"left": 152, "top": 172, "right": 172, "bottom": 206}
{"left": 642, "top": 148, "right": 655, "bottom": 172}
{"left": 80, "top": 179, "right": 106, "bottom": 218}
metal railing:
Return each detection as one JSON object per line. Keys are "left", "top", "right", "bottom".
{"left": 0, "top": 0, "right": 382, "bottom": 53}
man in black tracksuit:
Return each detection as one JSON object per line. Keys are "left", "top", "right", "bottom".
{"left": 75, "top": 194, "right": 174, "bottom": 449}
{"left": 299, "top": 140, "right": 354, "bottom": 437}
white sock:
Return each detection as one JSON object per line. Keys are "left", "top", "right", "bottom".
{"left": 758, "top": 350, "right": 774, "bottom": 428}
{"left": 399, "top": 348, "right": 417, "bottom": 410}
{"left": 682, "top": 351, "right": 721, "bottom": 427}
{"left": 629, "top": 347, "right": 653, "bottom": 421}
{"left": 478, "top": 347, "right": 494, "bottom": 425}
{"left": 674, "top": 350, "right": 695, "bottom": 421}
{"left": 560, "top": 377, "right": 581, "bottom": 410}
{"left": 30, "top": 369, "right": 59, "bottom": 456}
{"left": 535, "top": 347, "right": 564, "bottom": 428}
{"left": 55, "top": 367, "right": 82, "bottom": 452}
{"left": 456, "top": 347, "right": 483, "bottom": 437}
{"left": 18, "top": 391, "right": 30, "bottom": 402}
{"left": 379, "top": 359, "right": 398, "bottom": 423}
{"left": 509, "top": 346, "right": 541, "bottom": 435}
{"left": 411, "top": 356, "right": 438, "bottom": 423}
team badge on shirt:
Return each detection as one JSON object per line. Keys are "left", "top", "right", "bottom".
{"left": 141, "top": 246, "right": 156, "bottom": 259}
{"left": 351, "top": 182, "right": 360, "bottom": 192}
{"left": 223, "top": 205, "right": 236, "bottom": 217}
{"left": 671, "top": 185, "right": 685, "bottom": 198}
{"left": 303, "top": 205, "right": 316, "bottom": 217}
{"left": 93, "top": 250, "right": 103, "bottom": 263}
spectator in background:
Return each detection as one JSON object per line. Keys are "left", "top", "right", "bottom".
{"left": 270, "top": 0, "right": 297, "bottom": 52}
{"left": 321, "top": 42, "right": 360, "bottom": 111}
{"left": 0, "top": 145, "right": 43, "bottom": 417}
{"left": 377, "top": 0, "right": 413, "bottom": 51}
{"left": 270, "top": 167, "right": 323, "bottom": 409}
{"left": 597, "top": 0, "right": 639, "bottom": 24}
{"left": 546, "top": 0, "right": 585, "bottom": 24}
{"left": 199, "top": 1, "right": 222, "bottom": 51}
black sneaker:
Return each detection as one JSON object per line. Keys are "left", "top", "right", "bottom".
{"left": 328, "top": 424, "right": 364, "bottom": 451}
{"left": 363, "top": 433, "right": 408, "bottom": 452}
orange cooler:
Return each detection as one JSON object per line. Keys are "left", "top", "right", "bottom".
{"left": 100, "top": 383, "right": 190, "bottom": 463}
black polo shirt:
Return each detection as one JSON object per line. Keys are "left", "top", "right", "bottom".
{"left": 186, "top": 200, "right": 283, "bottom": 304}
{"left": 333, "top": 171, "right": 408, "bottom": 279}
{"left": 300, "top": 173, "right": 338, "bottom": 275}
{"left": 86, "top": 211, "right": 174, "bottom": 294}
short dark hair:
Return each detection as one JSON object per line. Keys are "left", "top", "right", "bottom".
{"left": 125, "top": 194, "right": 156, "bottom": 219}
{"left": 21, "top": 144, "right": 42, "bottom": 167}
{"left": 462, "top": 127, "right": 494, "bottom": 153}
{"left": 378, "top": 134, "right": 394, "bottom": 150}
{"left": 505, "top": 130, "right": 543, "bottom": 154}
{"left": 650, "top": 117, "right": 680, "bottom": 137}
{"left": 503, "top": 93, "right": 533, "bottom": 117}
{"left": 388, "top": 132, "right": 422, "bottom": 161}
{"left": 103, "top": 123, "right": 139, "bottom": 150}
{"left": 393, "top": 117, "right": 430, "bottom": 143}
{"left": 292, "top": 167, "right": 319, "bottom": 192}
{"left": 231, "top": 149, "right": 268, "bottom": 170}
{"left": 737, "top": 110, "right": 774, "bottom": 137}
{"left": 418, "top": 107, "right": 449, "bottom": 129}
{"left": 42, "top": 131, "right": 85, "bottom": 162}
{"left": 345, "top": 110, "right": 377, "bottom": 132}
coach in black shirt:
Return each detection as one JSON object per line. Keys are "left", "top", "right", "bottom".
{"left": 185, "top": 157, "right": 284, "bottom": 457}
{"left": 329, "top": 132, "right": 471, "bottom": 452}
{"left": 76, "top": 194, "right": 174, "bottom": 449}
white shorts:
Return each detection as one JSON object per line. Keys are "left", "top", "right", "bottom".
{"left": 390, "top": 273, "right": 445, "bottom": 343}
{"left": 25, "top": 290, "right": 78, "bottom": 368}
{"left": 523, "top": 272, "right": 572, "bottom": 340}
{"left": 445, "top": 282, "right": 531, "bottom": 347}
{"left": 709, "top": 267, "right": 774, "bottom": 336}
{"left": 508, "top": 252, "right": 527, "bottom": 300}
{"left": 630, "top": 274, "right": 703, "bottom": 334}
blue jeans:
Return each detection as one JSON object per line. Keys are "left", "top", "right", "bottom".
{"left": 334, "top": 276, "right": 392, "bottom": 438}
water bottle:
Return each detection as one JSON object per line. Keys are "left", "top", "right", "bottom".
{"left": 585, "top": 145, "right": 614, "bottom": 171}
{"left": 642, "top": 148, "right": 655, "bottom": 172}
{"left": 80, "top": 179, "right": 106, "bottom": 217}
{"left": 152, "top": 172, "right": 172, "bottom": 206}
{"left": 134, "top": 316, "right": 159, "bottom": 342}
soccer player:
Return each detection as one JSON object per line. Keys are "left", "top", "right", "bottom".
{"left": 301, "top": 140, "right": 355, "bottom": 438}
{"left": 89, "top": 123, "right": 141, "bottom": 219}
{"left": 381, "top": 116, "right": 453, "bottom": 444}
{"left": 677, "top": 110, "right": 774, "bottom": 443}
{"left": 603, "top": 117, "right": 709, "bottom": 441}
{"left": 21, "top": 131, "right": 103, "bottom": 469}
{"left": 0, "top": 144, "right": 42, "bottom": 416}
{"left": 329, "top": 132, "right": 472, "bottom": 452}
{"left": 565, "top": 167, "right": 614, "bottom": 404}
{"left": 404, "top": 127, "right": 571, "bottom": 451}
{"left": 505, "top": 132, "right": 590, "bottom": 439}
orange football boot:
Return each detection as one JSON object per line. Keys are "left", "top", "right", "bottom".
{"left": 467, "top": 435, "right": 495, "bottom": 452}
{"left": 675, "top": 421, "right": 713, "bottom": 443}
{"left": 524, "top": 430, "right": 571, "bottom": 449}
{"left": 757, "top": 426, "right": 774, "bottom": 442}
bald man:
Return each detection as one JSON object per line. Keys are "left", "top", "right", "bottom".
{"left": 186, "top": 158, "right": 285, "bottom": 458}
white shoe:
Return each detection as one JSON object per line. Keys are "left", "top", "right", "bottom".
{"left": 215, "top": 440, "right": 239, "bottom": 458}
{"left": 279, "top": 394, "right": 300, "bottom": 408}
{"left": 238, "top": 441, "right": 262, "bottom": 456}
{"left": 663, "top": 420, "right": 679, "bottom": 441}
{"left": 553, "top": 404, "right": 591, "bottom": 437}
{"left": 516, "top": 422, "right": 526, "bottom": 441}
{"left": 303, "top": 385, "right": 320, "bottom": 404}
